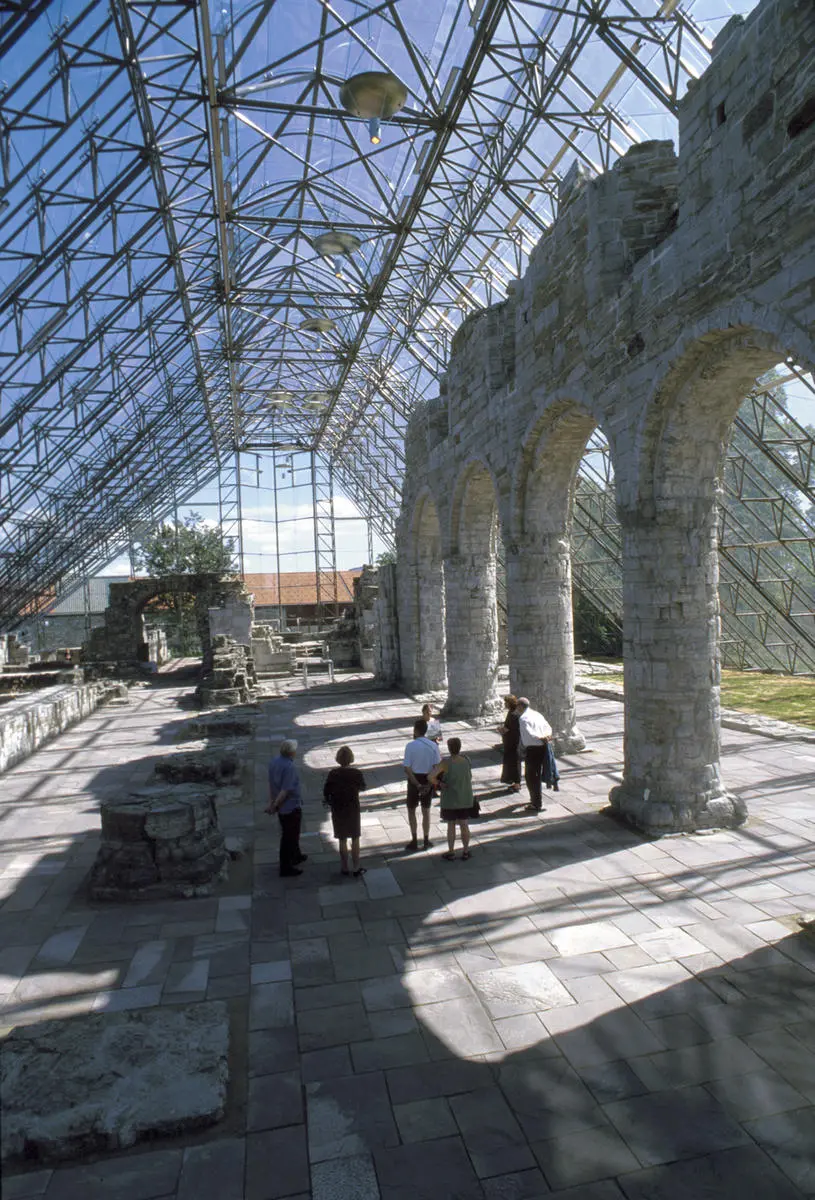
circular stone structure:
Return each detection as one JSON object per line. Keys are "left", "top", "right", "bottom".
{"left": 89, "top": 785, "right": 228, "bottom": 901}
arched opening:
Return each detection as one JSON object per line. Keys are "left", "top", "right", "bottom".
{"left": 613, "top": 328, "right": 815, "bottom": 833}
{"left": 411, "top": 492, "right": 447, "bottom": 693}
{"left": 445, "top": 462, "right": 503, "bottom": 719}
{"left": 141, "top": 591, "right": 201, "bottom": 664}
{"left": 511, "top": 401, "right": 599, "bottom": 752}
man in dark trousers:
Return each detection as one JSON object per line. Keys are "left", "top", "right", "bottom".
{"left": 517, "top": 697, "right": 553, "bottom": 813}
{"left": 266, "top": 738, "right": 307, "bottom": 877}
{"left": 402, "top": 718, "right": 441, "bottom": 852}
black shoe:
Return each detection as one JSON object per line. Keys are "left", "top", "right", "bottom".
{"left": 295, "top": 854, "right": 308, "bottom": 863}
{"left": 353, "top": 867, "right": 367, "bottom": 878}
{"left": 405, "top": 840, "right": 418, "bottom": 853}
{"left": 280, "top": 867, "right": 303, "bottom": 877}
{"left": 524, "top": 804, "right": 542, "bottom": 813}
{"left": 423, "top": 838, "right": 433, "bottom": 850}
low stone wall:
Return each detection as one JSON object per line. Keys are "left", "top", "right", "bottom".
{"left": 0, "top": 681, "right": 121, "bottom": 775}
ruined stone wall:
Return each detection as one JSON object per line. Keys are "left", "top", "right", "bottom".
{"left": 373, "top": 563, "right": 400, "bottom": 686}
{"left": 395, "top": 0, "right": 815, "bottom": 833}
{"left": 84, "top": 576, "right": 250, "bottom": 672}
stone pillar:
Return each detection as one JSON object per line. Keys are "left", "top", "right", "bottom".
{"left": 396, "top": 559, "right": 447, "bottom": 693}
{"left": 416, "top": 556, "right": 447, "bottom": 691}
{"left": 610, "top": 507, "right": 745, "bottom": 834}
{"left": 505, "top": 537, "right": 585, "bottom": 754}
{"left": 443, "top": 553, "right": 502, "bottom": 720}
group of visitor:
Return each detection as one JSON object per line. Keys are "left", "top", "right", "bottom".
{"left": 500, "top": 694, "right": 559, "bottom": 811}
{"left": 267, "top": 697, "right": 558, "bottom": 878}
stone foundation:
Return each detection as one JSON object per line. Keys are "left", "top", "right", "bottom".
{"left": 1, "top": 1002, "right": 229, "bottom": 1163}
{"left": 88, "top": 786, "right": 228, "bottom": 900}
{"left": 0, "top": 681, "right": 126, "bottom": 775}
{"left": 152, "top": 743, "right": 245, "bottom": 788}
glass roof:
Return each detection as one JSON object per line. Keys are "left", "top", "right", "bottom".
{"left": 0, "top": 0, "right": 757, "bottom": 621}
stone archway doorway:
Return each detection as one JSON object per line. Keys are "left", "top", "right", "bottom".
{"left": 83, "top": 574, "right": 252, "bottom": 673}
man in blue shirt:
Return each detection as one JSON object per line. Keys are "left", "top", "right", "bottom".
{"left": 266, "top": 739, "right": 306, "bottom": 877}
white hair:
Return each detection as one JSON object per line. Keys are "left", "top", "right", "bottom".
{"left": 516, "top": 697, "right": 530, "bottom": 708}
{"left": 280, "top": 738, "right": 298, "bottom": 756}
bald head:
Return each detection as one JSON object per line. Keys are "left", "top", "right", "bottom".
{"left": 517, "top": 697, "right": 529, "bottom": 710}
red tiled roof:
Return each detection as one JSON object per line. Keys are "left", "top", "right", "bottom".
{"left": 244, "top": 570, "right": 361, "bottom": 607}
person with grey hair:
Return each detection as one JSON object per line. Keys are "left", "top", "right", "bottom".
{"left": 516, "top": 697, "right": 555, "bottom": 813}
{"left": 266, "top": 738, "right": 307, "bottom": 877}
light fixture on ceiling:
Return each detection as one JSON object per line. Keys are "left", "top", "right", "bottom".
{"left": 303, "top": 391, "right": 332, "bottom": 407}
{"left": 299, "top": 316, "right": 336, "bottom": 334}
{"left": 339, "top": 71, "right": 407, "bottom": 145}
{"left": 267, "top": 389, "right": 292, "bottom": 406}
{"left": 312, "top": 230, "right": 361, "bottom": 279}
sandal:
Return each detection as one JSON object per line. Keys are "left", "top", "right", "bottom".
{"left": 353, "top": 867, "right": 367, "bottom": 878}
{"left": 462, "top": 851, "right": 471, "bottom": 860}
{"left": 441, "top": 851, "right": 456, "bottom": 861}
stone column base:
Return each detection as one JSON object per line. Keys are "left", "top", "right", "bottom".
{"left": 442, "top": 695, "right": 505, "bottom": 726}
{"left": 609, "top": 780, "right": 747, "bottom": 836}
{"left": 554, "top": 728, "right": 587, "bottom": 755}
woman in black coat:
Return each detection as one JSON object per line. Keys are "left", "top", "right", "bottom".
{"left": 323, "top": 745, "right": 367, "bottom": 877}
{"left": 500, "top": 694, "right": 521, "bottom": 792}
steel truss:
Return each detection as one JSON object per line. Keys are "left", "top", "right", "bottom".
{"left": 2, "top": 0, "right": 814, "bottom": 676}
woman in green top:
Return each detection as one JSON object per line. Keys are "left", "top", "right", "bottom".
{"left": 429, "top": 737, "right": 476, "bottom": 861}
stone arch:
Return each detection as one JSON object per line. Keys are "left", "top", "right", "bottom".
{"left": 449, "top": 456, "right": 504, "bottom": 556}
{"left": 444, "top": 459, "right": 504, "bottom": 720}
{"left": 506, "top": 398, "right": 604, "bottom": 753}
{"left": 612, "top": 313, "right": 815, "bottom": 833}
{"left": 408, "top": 489, "right": 447, "bottom": 693}
{"left": 513, "top": 398, "right": 601, "bottom": 539}
{"left": 631, "top": 305, "right": 815, "bottom": 514}
{"left": 84, "top": 574, "right": 251, "bottom": 673}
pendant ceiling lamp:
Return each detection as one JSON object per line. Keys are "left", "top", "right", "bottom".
{"left": 339, "top": 71, "right": 407, "bottom": 144}
{"left": 299, "top": 316, "right": 336, "bottom": 334}
{"left": 312, "top": 230, "right": 361, "bottom": 279}
{"left": 304, "top": 391, "right": 331, "bottom": 407}
{"left": 267, "top": 389, "right": 292, "bottom": 406}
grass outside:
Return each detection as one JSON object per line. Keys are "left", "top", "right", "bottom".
{"left": 583, "top": 668, "right": 815, "bottom": 728}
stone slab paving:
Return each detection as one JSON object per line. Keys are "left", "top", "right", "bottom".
{"left": 0, "top": 672, "right": 814, "bottom": 1198}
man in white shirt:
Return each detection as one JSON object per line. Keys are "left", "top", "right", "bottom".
{"left": 517, "top": 697, "right": 552, "bottom": 813}
{"left": 403, "top": 718, "right": 442, "bottom": 852}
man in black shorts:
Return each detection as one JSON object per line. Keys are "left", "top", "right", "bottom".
{"left": 402, "top": 718, "right": 441, "bottom": 852}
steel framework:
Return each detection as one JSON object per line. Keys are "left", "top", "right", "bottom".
{"left": 1, "top": 0, "right": 814, "bottom": 670}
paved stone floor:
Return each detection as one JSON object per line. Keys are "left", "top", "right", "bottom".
{"left": 1, "top": 671, "right": 815, "bottom": 1199}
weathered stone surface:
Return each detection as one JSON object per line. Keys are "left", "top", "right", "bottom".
{"left": 0, "top": 681, "right": 124, "bottom": 775}
{"left": 89, "top": 786, "right": 228, "bottom": 900}
{"left": 393, "top": 0, "right": 815, "bottom": 834}
{"left": 196, "top": 635, "right": 257, "bottom": 708}
{"left": 0, "top": 1002, "right": 229, "bottom": 1163}
{"left": 153, "top": 742, "right": 246, "bottom": 786}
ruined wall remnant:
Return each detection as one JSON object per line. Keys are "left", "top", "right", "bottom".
{"left": 83, "top": 575, "right": 251, "bottom": 672}
{"left": 89, "top": 785, "right": 228, "bottom": 901}
{"left": 195, "top": 634, "right": 257, "bottom": 708}
{"left": 395, "top": 0, "right": 815, "bottom": 834}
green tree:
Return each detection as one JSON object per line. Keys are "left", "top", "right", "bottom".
{"left": 135, "top": 514, "right": 235, "bottom": 577}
